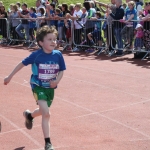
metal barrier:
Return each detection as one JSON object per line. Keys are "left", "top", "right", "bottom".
{"left": 1, "top": 16, "right": 150, "bottom": 60}
{"left": 72, "top": 19, "right": 107, "bottom": 54}
{"left": 7, "top": 18, "right": 38, "bottom": 48}
{"left": 0, "top": 18, "right": 9, "bottom": 44}
{"left": 109, "top": 20, "right": 150, "bottom": 60}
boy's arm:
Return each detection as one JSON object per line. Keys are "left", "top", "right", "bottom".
{"left": 50, "top": 71, "right": 64, "bottom": 88}
{"left": 4, "top": 62, "right": 25, "bottom": 85}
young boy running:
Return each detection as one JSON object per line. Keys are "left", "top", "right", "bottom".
{"left": 4, "top": 26, "right": 66, "bottom": 150}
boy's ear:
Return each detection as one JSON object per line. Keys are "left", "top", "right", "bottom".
{"left": 39, "top": 41, "right": 43, "bottom": 47}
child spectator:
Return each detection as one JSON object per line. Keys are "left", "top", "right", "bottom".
{"left": 55, "top": 8, "right": 64, "bottom": 47}
{"left": 69, "top": 4, "right": 75, "bottom": 16}
{"left": 64, "top": 18, "right": 72, "bottom": 51}
{"left": 121, "top": 1, "right": 137, "bottom": 49}
{"left": 134, "top": 23, "right": 144, "bottom": 50}
{"left": 16, "top": 2, "right": 22, "bottom": 12}
{"left": 29, "top": 7, "right": 37, "bottom": 41}
{"left": 86, "top": 11, "right": 102, "bottom": 53}
{"left": 4, "top": 25, "right": 66, "bottom": 150}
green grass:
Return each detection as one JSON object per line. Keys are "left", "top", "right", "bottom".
{"left": 2, "top": 0, "right": 149, "bottom": 13}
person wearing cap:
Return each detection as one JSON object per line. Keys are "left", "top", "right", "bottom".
{"left": 134, "top": 23, "right": 143, "bottom": 50}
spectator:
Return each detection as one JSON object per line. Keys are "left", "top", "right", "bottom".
{"left": 37, "top": 8, "right": 47, "bottom": 27}
{"left": 83, "top": 1, "right": 95, "bottom": 45}
{"left": 134, "top": 0, "right": 143, "bottom": 16}
{"left": 0, "top": 5, "right": 8, "bottom": 42}
{"left": 69, "top": 4, "right": 75, "bottom": 16}
{"left": 87, "top": 11, "right": 102, "bottom": 53}
{"left": 36, "top": 0, "right": 45, "bottom": 16}
{"left": 66, "top": 3, "right": 82, "bottom": 51}
{"left": 51, "top": 0, "right": 59, "bottom": 6}
{"left": 121, "top": 1, "right": 137, "bottom": 49}
{"left": 134, "top": 23, "right": 143, "bottom": 50}
{"left": 49, "top": 3, "right": 56, "bottom": 26}
{"left": 45, "top": 4, "right": 51, "bottom": 26}
{"left": 61, "top": 3, "right": 70, "bottom": 42}
{"left": 90, "top": 1, "right": 96, "bottom": 14}
{"left": 9, "top": 4, "right": 21, "bottom": 45}
{"left": 95, "top": 0, "right": 117, "bottom": 52}
{"left": 110, "top": 0, "right": 124, "bottom": 56}
{"left": 29, "top": 7, "right": 37, "bottom": 41}
{"left": 16, "top": 3, "right": 30, "bottom": 46}
{"left": 140, "top": 4, "right": 150, "bottom": 50}
{"left": 16, "top": 2, "right": 22, "bottom": 12}
{"left": 55, "top": 8, "right": 64, "bottom": 47}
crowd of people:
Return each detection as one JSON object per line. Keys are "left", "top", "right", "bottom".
{"left": 0, "top": 0, "right": 150, "bottom": 57}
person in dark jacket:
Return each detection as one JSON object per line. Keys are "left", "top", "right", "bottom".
{"left": 110, "top": 0, "right": 124, "bottom": 55}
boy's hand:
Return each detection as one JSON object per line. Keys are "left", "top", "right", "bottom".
{"left": 4, "top": 76, "right": 11, "bottom": 85}
{"left": 50, "top": 80, "right": 58, "bottom": 88}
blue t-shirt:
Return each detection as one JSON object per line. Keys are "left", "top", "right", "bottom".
{"left": 50, "top": 10, "right": 56, "bottom": 26}
{"left": 125, "top": 8, "right": 137, "bottom": 27}
{"left": 22, "top": 49, "right": 66, "bottom": 89}
{"left": 29, "top": 13, "right": 37, "bottom": 29}
{"left": 94, "top": 18, "right": 101, "bottom": 31}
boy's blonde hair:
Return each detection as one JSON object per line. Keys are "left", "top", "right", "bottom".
{"left": 36, "top": 26, "right": 58, "bottom": 46}
{"left": 75, "top": 3, "right": 81, "bottom": 9}
{"left": 128, "top": 1, "right": 135, "bottom": 7}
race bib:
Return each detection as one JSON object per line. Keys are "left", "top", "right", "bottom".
{"left": 38, "top": 64, "right": 59, "bottom": 81}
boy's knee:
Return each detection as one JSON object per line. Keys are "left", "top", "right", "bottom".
{"left": 42, "top": 111, "right": 50, "bottom": 118}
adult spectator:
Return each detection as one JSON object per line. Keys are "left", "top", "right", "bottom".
{"left": 66, "top": 3, "right": 83, "bottom": 51}
{"left": 110, "top": 0, "right": 124, "bottom": 55}
{"left": 16, "top": 3, "right": 30, "bottom": 46}
{"left": 9, "top": 4, "right": 20, "bottom": 45}
{"left": 141, "top": 4, "right": 150, "bottom": 50}
{"left": 0, "top": 5, "right": 8, "bottom": 42}
{"left": 134, "top": 0, "right": 143, "bottom": 16}
{"left": 95, "top": 0, "right": 116, "bottom": 51}
{"left": 83, "top": 1, "right": 95, "bottom": 45}
{"left": 36, "top": 0, "right": 45, "bottom": 16}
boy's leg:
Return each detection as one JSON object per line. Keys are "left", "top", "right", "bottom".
{"left": 38, "top": 100, "right": 50, "bottom": 138}
{"left": 31, "top": 108, "right": 42, "bottom": 118}
{"left": 38, "top": 100, "right": 54, "bottom": 150}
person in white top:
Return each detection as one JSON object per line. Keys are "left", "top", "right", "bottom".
{"left": 66, "top": 3, "right": 83, "bottom": 50}
{"left": 36, "top": 0, "right": 46, "bottom": 16}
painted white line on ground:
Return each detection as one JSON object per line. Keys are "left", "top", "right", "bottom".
{"left": 0, "top": 124, "right": 41, "bottom": 136}
{"left": 1, "top": 77, "right": 150, "bottom": 140}
{"left": 64, "top": 76, "right": 149, "bottom": 99}
{"left": 0, "top": 114, "right": 42, "bottom": 148}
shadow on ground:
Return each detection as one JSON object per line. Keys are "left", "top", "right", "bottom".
{"left": 14, "top": 146, "right": 25, "bottom": 150}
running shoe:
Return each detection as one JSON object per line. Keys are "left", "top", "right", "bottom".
{"left": 23, "top": 110, "right": 33, "bottom": 130}
{"left": 45, "top": 143, "right": 54, "bottom": 150}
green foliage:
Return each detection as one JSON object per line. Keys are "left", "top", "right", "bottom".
{"left": 2, "top": 0, "right": 149, "bottom": 11}
{"left": 3, "top": 0, "right": 148, "bottom": 10}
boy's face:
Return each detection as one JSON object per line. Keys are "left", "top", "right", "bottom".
{"left": 128, "top": 4, "right": 134, "bottom": 10}
{"left": 39, "top": 33, "right": 57, "bottom": 53}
